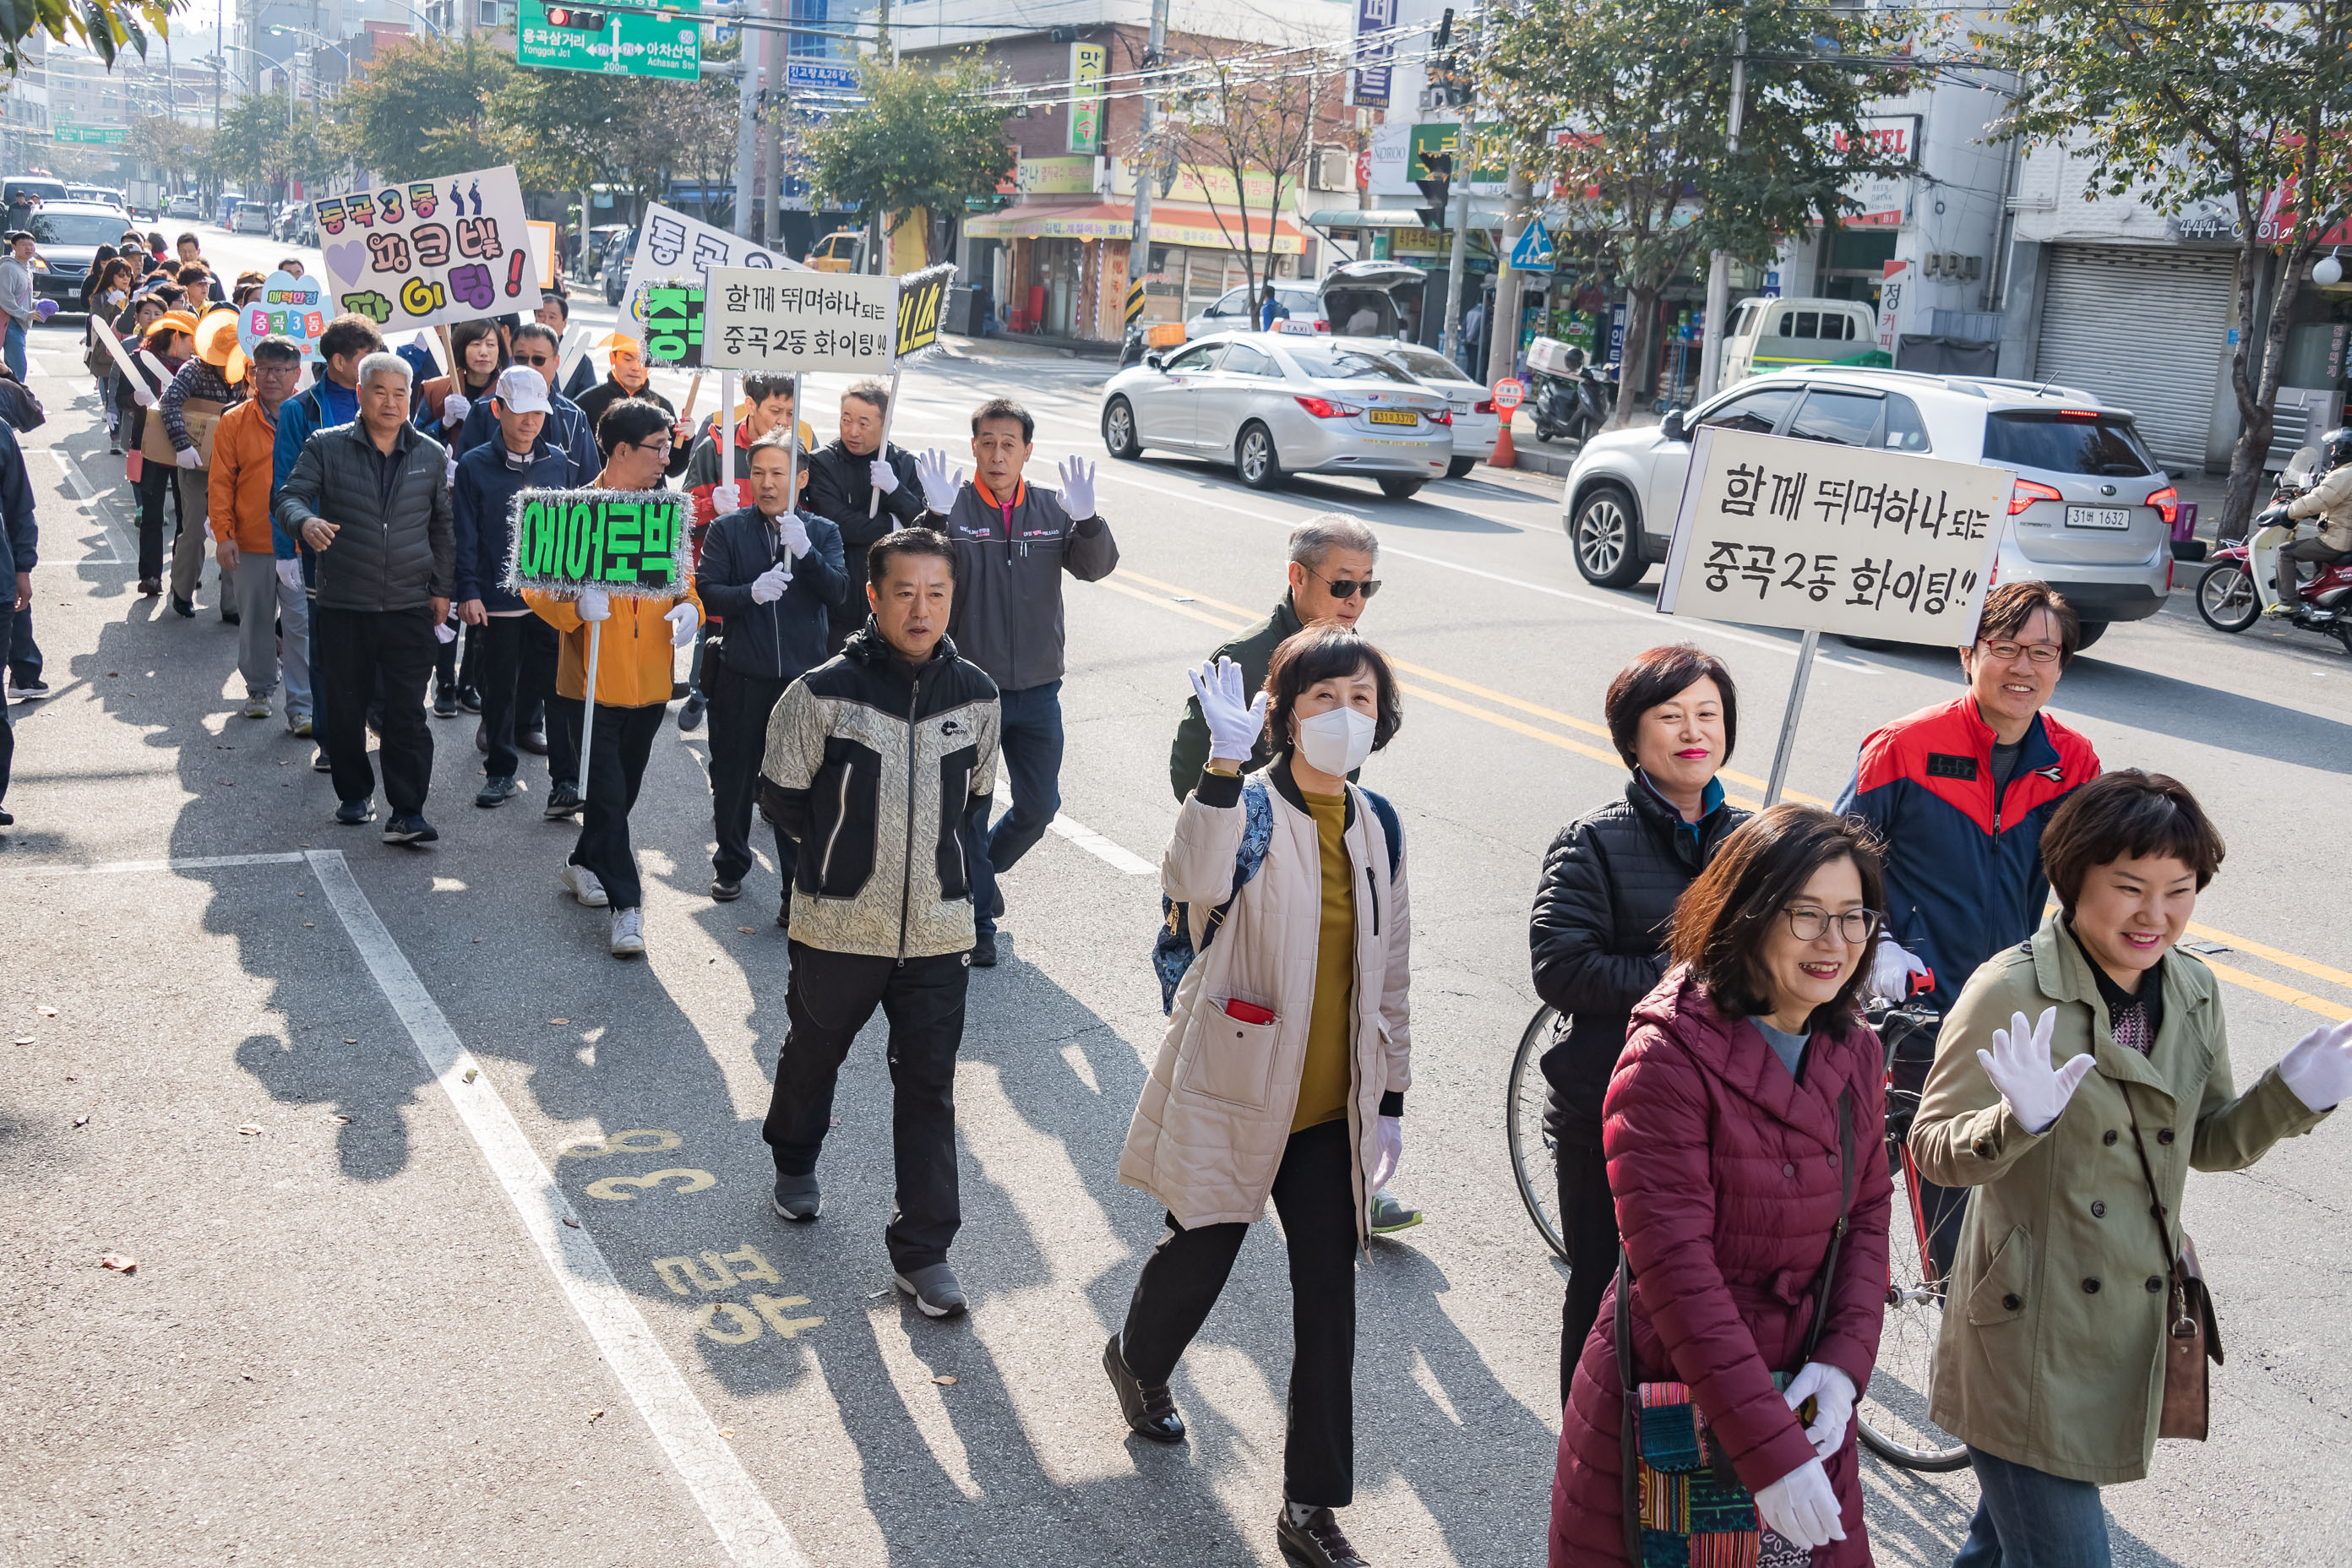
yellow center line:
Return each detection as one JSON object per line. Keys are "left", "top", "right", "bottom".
{"left": 2183, "top": 922, "right": 2352, "bottom": 994}
{"left": 2199, "top": 961, "right": 2350, "bottom": 1024}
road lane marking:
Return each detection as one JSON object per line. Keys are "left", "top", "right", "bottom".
{"left": 2199, "top": 959, "right": 2350, "bottom": 1024}
{"left": 0, "top": 850, "right": 309, "bottom": 876}
{"left": 2185, "top": 922, "right": 2352, "bottom": 994}
{"left": 304, "top": 848, "right": 812, "bottom": 1568}
{"left": 987, "top": 777, "right": 1156, "bottom": 875}
{"left": 41, "top": 445, "right": 134, "bottom": 565}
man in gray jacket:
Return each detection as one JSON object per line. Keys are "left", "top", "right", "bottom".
{"left": 914, "top": 397, "right": 1117, "bottom": 965}
{"left": 275, "top": 351, "right": 455, "bottom": 846}
{"left": 0, "top": 232, "right": 33, "bottom": 382}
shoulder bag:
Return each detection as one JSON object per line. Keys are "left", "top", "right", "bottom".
{"left": 2124, "top": 1084, "right": 2223, "bottom": 1441}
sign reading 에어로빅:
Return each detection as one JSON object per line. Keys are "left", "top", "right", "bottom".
{"left": 701, "top": 267, "right": 897, "bottom": 375}
{"left": 313, "top": 166, "right": 542, "bottom": 331}
{"left": 1659, "top": 427, "right": 2010, "bottom": 645}
{"left": 506, "top": 488, "right": 683, "bottom": 597}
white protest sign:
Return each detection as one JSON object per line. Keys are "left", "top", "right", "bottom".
{"left": 1659, "top": 427, "right": 2010, "bottom": 645}
{"left": 701, "top": 267, "right": 896, "bottom": 376}
{"left": 613, "top": 201, "right": 805, "bottom": 349}
{"left": 312, "top": 165, "right": 542, "bottom": 333}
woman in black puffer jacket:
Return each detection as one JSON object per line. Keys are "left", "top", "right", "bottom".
{"left": 1528, "top": 644, "right": 1746, "bottom": 1408}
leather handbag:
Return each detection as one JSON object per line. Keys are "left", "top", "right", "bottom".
{"left": 139, "top": 395, "right": 224, "bottom": 466}
{"left": 2124, "top": 1085, "right": 2224, "bottom": 1441}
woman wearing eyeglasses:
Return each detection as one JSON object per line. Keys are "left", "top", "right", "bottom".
{"left": 1549, "top": 804, "right": 1892, "bottom": 1567}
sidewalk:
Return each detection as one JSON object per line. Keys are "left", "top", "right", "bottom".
{"left": 1477, "top": 405, "right": 1661, "bottom": 485}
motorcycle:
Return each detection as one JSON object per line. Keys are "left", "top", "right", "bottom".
{"left": 2194, "top": 444, "right": 2352, "bottom": 655}
{"left": 1527, "top": 338, "right": 1615, "bottom": 444}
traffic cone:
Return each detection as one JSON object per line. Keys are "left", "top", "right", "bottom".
{"left": 1490, "top": 411, "right": 1516, "bottom": 471}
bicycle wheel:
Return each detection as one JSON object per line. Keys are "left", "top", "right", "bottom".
{"left": 1858, "top": 1148, "right": 1971, "bottom": 1472}
{"left": 1506, "top": 1004, "right": 1567, "bottom": 1260}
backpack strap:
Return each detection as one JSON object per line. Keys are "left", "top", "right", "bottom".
{"left": 1358, "top": 786, "right": 1403, "bottom": 881}
{"left": 1194, "top": 777, "right": 1273, "bottom": 948}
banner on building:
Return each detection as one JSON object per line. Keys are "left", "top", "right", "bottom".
{"left": 505, "top": 487, "right": 683, "bottom": 597}
{"left": 613, "top": 200, "right": 807, "bottom": 345}
{"left": 313, "top": 166, "right": 542, "bottom": 330}
{"left": 701, "top": 267, "right": 896, "bottom": 374}
{"left": 1352, "top": 0, "right": 1395, "bottom": 106}
{"left": 1066, "top": 43, "right": 1106, "bottom": 153}
{"left": 1659, "top": 427, "right": 2008, "bottom": 645}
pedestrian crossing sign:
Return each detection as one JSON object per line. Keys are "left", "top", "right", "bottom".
{"left": 1511, "top": 219, "right": 1554, "bottom": 270}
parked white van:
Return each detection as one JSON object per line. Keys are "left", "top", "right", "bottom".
{"left": 1719, "top": 296, "right": 1883, "bottom": 381}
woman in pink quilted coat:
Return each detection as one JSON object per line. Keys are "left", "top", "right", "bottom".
{"left": 1549, "top": 804, "right": 1893, "bottom": 1566}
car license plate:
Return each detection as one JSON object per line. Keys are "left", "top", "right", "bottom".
{"left": 2064, "top": 506, "right": 2132, "bottom": 530}
{"left": 1367, "top": 409, "right": 1418, "bottom": 427}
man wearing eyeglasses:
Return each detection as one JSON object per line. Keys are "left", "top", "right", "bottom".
{"left": 1167, "top": 514, "right": 1381, "bottom": 799}
{"left": 1838, "top": 579, "right": 2100, "bottom": 1272}
{"left": 449, "top": 323, "right": 597, "bottom": 486}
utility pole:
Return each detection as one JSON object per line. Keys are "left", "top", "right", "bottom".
{"left": 767, "top": 0, "right": 787, "bottom": 253}
{"left": 731, "top": 30, "right": 759, "bottom": 241}
{"left": 1696, "top": 7, "right": 1748, "bottom": 399}
{"left": 1128, "top": 0, "right": 1169, "bottom": 285}
{"left": 1485, "top": 164, "right": 1530, "bottom": 385}
{"left": 1441, "top": 189, "right": 1467, "bottom": 359}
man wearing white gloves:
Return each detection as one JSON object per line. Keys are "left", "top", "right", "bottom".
{"left": 803, "top": 375, "right": 925, "bottom": 655}
{"left": 1913, "top": 769, "right": 2346, "bottom": 1568}
{"left": 916, "top": 396, "right": 1119, "bottom": 966}
{"left": 1838, "top": 580, "right": 2100, "bottom": 1276}
{"left": 694, "top": 428, "right": 847, "bottom": 921}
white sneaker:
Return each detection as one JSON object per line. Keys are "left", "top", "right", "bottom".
{"left": 608, "top": 907, "right": 645, "bottom": 956}
{"left": 559, "top": 863, "right": 608, "bottom": 907}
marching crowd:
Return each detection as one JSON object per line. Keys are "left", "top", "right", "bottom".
{"left": 4, "top": 244, "right": 2352, "bottom": 1568}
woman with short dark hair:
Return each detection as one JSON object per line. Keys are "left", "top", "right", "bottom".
{"left": 1530, "top": 643, "right": 1746, "bottom": 1406}
{"left": 1111, "top": 625, "right": 1413, "bottom": 1568}
{"left": 1549, "top": 803, "right": 1893, "bottom": 1566}
{"left": 1912, "top": 770, "right": 2352, "bottom": 1567}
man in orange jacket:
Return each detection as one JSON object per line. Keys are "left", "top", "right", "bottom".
{"left": 208, "top": 335, "right": 309, "bottom": 731}
{"left": 524, "top": 398, "right": 700, "bottom": 958}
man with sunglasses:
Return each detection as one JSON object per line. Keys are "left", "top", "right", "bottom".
{"left": 449, "top": 323, "right": 596, "bottom": 486}
{"left": 1837, "top": 579, "right": 2100, "bottom": 1274}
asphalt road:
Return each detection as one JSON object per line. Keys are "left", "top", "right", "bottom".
{"left": 4, "top": 223, "right": 2349, "bottom": 1567}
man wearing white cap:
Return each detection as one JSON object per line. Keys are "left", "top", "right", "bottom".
{"left": 452, "top": 365, "right": 574, "bottom": 808}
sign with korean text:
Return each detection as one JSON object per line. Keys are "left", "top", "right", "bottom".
{"left": 1659, "top": 427, "right": 2008, "bottom": 645}
{"left": 895, "top": 269, "right": 950, "bottom": 358}
{"left": 516, "top": 0, "right": 700, "bottom": 80}
{"left": 1352, "top": 0, "right": 1395, "bottom": 107}
{"left": 506, "top": 488, "right": 683, "bottom": 596}
{"left": 313, "top": 165, "right": 542, "bottom": 331}
{"left": 614, "top": 200, "right": 803, "bottom": 346}
{"left": 1066, "top": 44, "right": 1107, "bottom": 154}
{"left": 642, "top": 283, "right": 706, "bottom": 365}
{"left": 239, "top": 269, "right": 327, "bottom": 358}
{"left": 701, "top": 267, "right": 896, "bottom": 374}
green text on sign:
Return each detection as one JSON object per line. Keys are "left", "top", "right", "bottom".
{"left": 511, "top": 493, "right": 681, "bottom": 592}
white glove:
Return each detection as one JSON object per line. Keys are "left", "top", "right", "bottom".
{"left": 275, "top": 558, "right": 302, "bottom": 591}
{"left": 664, "top": 600, "right": 699, "bottom": 648}
{"left": 441, "top": 392, "right": 470, "bottom": 428}
{"left": 174, "top": 445, "right": 200, "bottom": 469}
{"left": 749, "top": 563, "right": 789, "bottom": 604}
{"left": 2277, "top": 1016, "right": 2352, "bottom": 1112}
{"left": 1057, "top": 454, "right": 1097, "bottom": 520}
{"left": 1869, "top": 939, "right": 1927, "bottom": 1001}
{"left": 1977, "top": 1007, "right": 2097, "bottom": 1135}
{"left": 1783, "top": 1361, "right": 1858, "bottom": 1461}
{"left": 1187, "top": 655, "right": 1270, "bottom": 765}
{"left": 778, "top": 513, "right": 812, "bottom": 560}
{"left": 1369, "top": 1114, "right": 1402, "bottom": 1190}
{"left": 868, "top": 457, "right": 899, "bottom": 495}
{"left": 916, "top": 448, "right": 962, "bottom": 514}
{"left": 433, "top": 619, "right": 457, "bottom": 645}
{"left": 575, "top": 587, "right": 610, "bottom": 623}
{"left": 444, "top": 454, "right": 458, "bottom": 488}
{"left": 1754, "top": 1457, "right": 1846, "bottom": 1550}
{"left": 711, "top": 482, "right": 741, "bottom": 514}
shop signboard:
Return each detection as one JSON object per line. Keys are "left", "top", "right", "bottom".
{"left": 1067, "top": 43, "right": 1106, "bottom": 154}
{"left": 1019, "top": 155, "right": 1097, "bottom": 196}
{"left": 1834, "top": 114, "right": 1919, "bottom": 228}
{"left": 1411, "top": 122, "right": 1506, "bottom": 184}
{"left": 1352, "top": 0, "right": 1395, "bottom": 107}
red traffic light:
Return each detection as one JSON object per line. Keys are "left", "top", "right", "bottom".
{"left": 545, "top": 4, "right": 608, "bottom": 27}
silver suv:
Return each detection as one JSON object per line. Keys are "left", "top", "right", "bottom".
{"left": 1560, "top": 367, "right": 2181, "bottom": 644}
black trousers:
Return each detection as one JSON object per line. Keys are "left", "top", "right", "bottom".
{"left": 763, "top": 943, "right": 970, "bottom": 1272}
{"left": 1119, "top": 1118, "right": 1358, "bottom": 1507}
{"left": 0, "top": 602, "right": 14, "bottom": 805}
{"left": 547, "top": 693, "right": 585, "bottom": 789}
{"left": 706, "top": 657, "right": 797, "bottom": 886}
{"left": 8, "top": 600, "right": 40, "bottom": 684}
{"left": 474, "top": 614, "right": 558, "bottom": 779}
{"left": 134, "top": 458, "right": 179, "bottom": 583}
{"left": 316, "top": 606, "right": 436, "bottom": 814}
{"left": 569, "top": 700, "right": 664, "bottom": 910}
{"left": 1553, "top": 1131, "right": 1619, "bottom": 1413}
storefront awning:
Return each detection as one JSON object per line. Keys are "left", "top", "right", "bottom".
{"left": 965, "top": 200, "right": 1304, "bottom": 255}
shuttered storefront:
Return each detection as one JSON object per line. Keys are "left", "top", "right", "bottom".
{"left": 2036, "top": 245, "right": 2234, "bottom": 469}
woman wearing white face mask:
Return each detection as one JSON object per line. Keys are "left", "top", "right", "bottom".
{"left": 1109, "top": 627, "right": 1413, "bottom": 1568}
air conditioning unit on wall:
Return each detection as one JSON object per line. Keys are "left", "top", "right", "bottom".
{"left": 1309, "top": 147, "right": 1351, "bottom": 192}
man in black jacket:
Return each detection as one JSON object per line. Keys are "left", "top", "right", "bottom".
{"left": 802, "top": 376, "right": 923, "bottom": 652}
{"left": 697, "top": 428, "right": 847, "bottom": 915}
{"left": 275, "top": 350, "right": 455, "bottom": 846}
{"left": 574, "top": 336, "right": 689, "bottom": 478}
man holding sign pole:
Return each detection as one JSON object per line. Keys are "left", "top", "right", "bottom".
{"left": 805, "top": 376, "right": 924, "bottom": 655}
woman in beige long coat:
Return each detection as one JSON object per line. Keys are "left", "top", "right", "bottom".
{"left": 1108, "top": 627, "right": 1413, "bottom": 1568}
{"left": 1912, "top": 770, "right": 2352, "bottom": 1566}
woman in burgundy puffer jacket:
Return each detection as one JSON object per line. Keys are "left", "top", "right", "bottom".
{"left": 1549, "top": 804, "right": 1893, "bottom": 1567}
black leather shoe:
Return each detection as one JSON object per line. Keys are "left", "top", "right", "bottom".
{"left": 518, "top": 728, "right": 549, "bottom": 756}
{"left": 1102, "top": 1334, "right": 1185, "bottom": 1444}
{"left": 971, "top": 932, "right": 997, "bottom": 968}
{"left": 710, "top": 877, "right": 742, "bottom": 901}
{"left": 1277, "top": 1506, "right": 1370, "bottom": 1568}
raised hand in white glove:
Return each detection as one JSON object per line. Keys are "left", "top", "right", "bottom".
{"left": 916, "top": 448, "right": 962, "bottom": 514}
{"left": 664, "top": 600, "right": 699, "bottom": 648}
{"left": 1869, "top": 939, "right": 1928, "bottom": 1001}
{"left": 1369, "top": 1115, "right": 1403, "bottom": 1190}
{"left": 1783, "top": 1361, "right": 1859, "bottom": 1461}
{"left": 441, "top": 393, "right": 470, "bottom": 429}
{"left": 778, "top": 513, "right": 812, "bottom": 560}
{"left": 1978, "top": 1007, "right": 2096, "bottom": 1135}
{"left": 1187, "top": 655, "right": 1270, "bottom": 765}
{"left": 1754, "top": 1458, "right": 1845, "bottom": 1550}
{"left": 868, "top": 457, "right": 899, "bottom": 495}
{"left": 575, "top": 587, "right": 610, "bottom": 623}
{"left": 275, "top": 558, "right": 302, "bottom": 591}
{"left": 710, "top": 482, "right": 742, "bottom": 515}
{"left": 2277, "top": 1016, "right": 2352, "bottom": 1112}
{"left": 1057, "top": 454, "right": 1097, "bottom": 520}
{"left": 749, "top": 563, "right": 790, "bottom": 604}
{"left": 174, "top": 445, "right": 200, "bottom": 469}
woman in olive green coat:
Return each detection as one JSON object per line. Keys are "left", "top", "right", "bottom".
{"left": 1911, "top": 770, "right": 2352, "bottom": 1567}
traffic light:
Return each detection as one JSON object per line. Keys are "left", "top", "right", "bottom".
{"left": 544, "top": 4, "right": 607, "bottom": 28}
{"left": 1415, "top": 150, "right": 1453, "bottom": 230}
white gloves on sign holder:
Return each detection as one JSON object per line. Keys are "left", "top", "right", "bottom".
{"left": 275, "top": 558, "right": 302, "bottom": 591}
{"left": 1056, "top": 455, "right": 1097, "bottom": 520}
{"left": 1978, "top": 1007, "right": 2096, "bottom": 1135}
{"left": 575, "top": 588, "right": 610, "bottom": 623}
{"left": 869, "top": 458, "right": 899, "bottom": 496}
{"left": 1783, "top": 1361, "right": 1858, "bottom": 1461}
{"left": 2278, "top": 1017, "right": 2352, "bottom": 1112}
{"left": 778, "top": 514, "right": 812, "bottom": 560}
{"left": 1370, "top": 1115, "right": 1403, "bottom": 1190}
{"left": 1187, "top": 656, "right": 1269, "bottom": 765}
{"left": 710, "top": 482, "right": 742, "bottom": 515}
{"left": 916, "top": 449, "right": 962, "bottom": 514}
{"left": 1869, "top": 939, "right": 1927, "bottom": 1002}
{"left": 664, "top": 602, "right": 699, "bottom": 648}
{"left": 749, "top": 563, "right": 790, "bottom": 604}
{"left": 442, "top": 393, "right": 470, "bottom": 429}
{"left": 174, "top": 446, "right": 200, "bottom": 469}
{"left": 1754, "top": 1458, "right": 1845, "bottom": 1551}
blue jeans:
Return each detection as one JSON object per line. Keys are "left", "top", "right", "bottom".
{"left": 3, "top": 318, "right": 24, "bottom": 382}
{"left": 964, "top": 678, "right": 1064, "bottom": 939}
{"left": 1952, "top": 1446, "right": 2111, "bottom": 1568}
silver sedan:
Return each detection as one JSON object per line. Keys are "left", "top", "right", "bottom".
{"left": 1099, "top": 330, "right": 1453, "bottom": 498}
